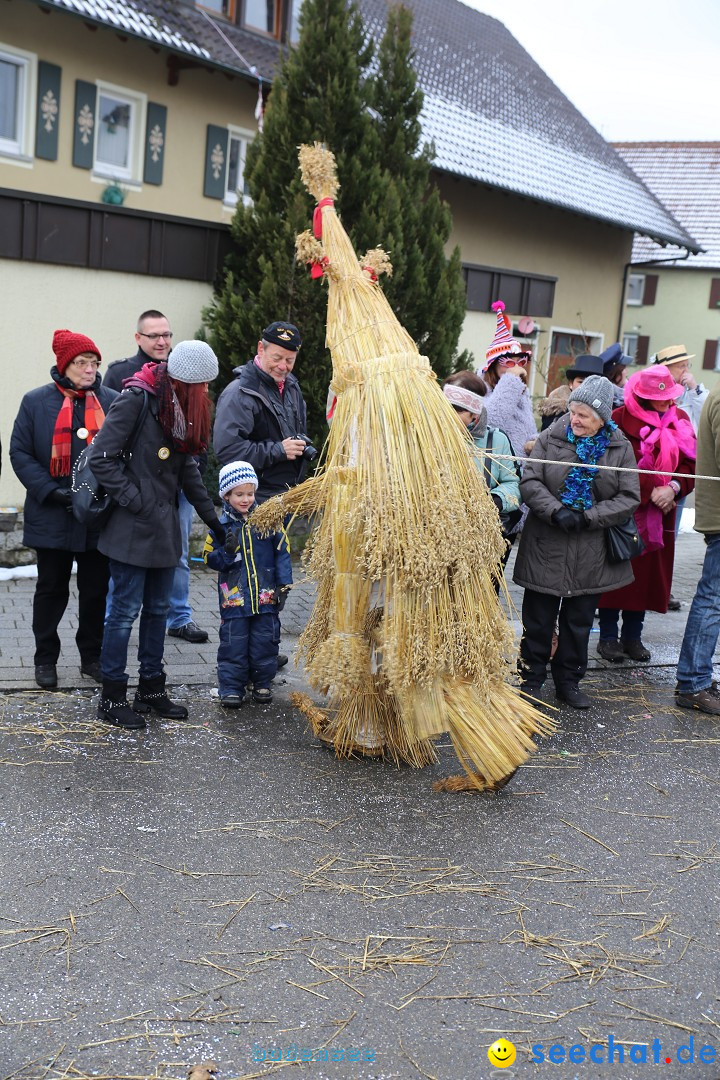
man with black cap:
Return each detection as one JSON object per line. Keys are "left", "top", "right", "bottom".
{"left": 214, "top": 322, "right": 308, "bottom": 671}
{"left": 214, "top": 321, "right": 309, "bottom": 502}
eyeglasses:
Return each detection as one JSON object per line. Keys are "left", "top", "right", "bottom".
{"left": 70, "top": 358, "right": 100, "bottom": 368}
{"left": 139, "top": 332, "right": 173, "bottom": 341}
{"left": 497, "top": 354, "right": 530, "bottom": 367}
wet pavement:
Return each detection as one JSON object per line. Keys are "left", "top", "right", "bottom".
{"left": 2, "top": 531, "right": 719, "bottom": 1080}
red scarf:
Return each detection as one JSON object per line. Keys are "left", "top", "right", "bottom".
{"left": 50, "top": 384, "right": 106, "bottom": 477}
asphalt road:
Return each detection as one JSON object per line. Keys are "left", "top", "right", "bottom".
{"left": 2, "top": 661, "right": 719, "bottom": 1080}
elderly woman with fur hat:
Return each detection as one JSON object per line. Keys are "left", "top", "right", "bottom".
{"left": 596, "top": 366, "right": 696, "bottom": 663}
{"left": 89, "top": 341, "right": 227, "bottom": 730}
{"left": 10, "top": 330, "right": 118, "bottom": 689}
{"left": 514, "top": 375, "right": 640, "bottom": 708}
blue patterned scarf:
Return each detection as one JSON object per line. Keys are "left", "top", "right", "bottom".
{"left": 559, "top": 421, "right": 617, "bottom": 510}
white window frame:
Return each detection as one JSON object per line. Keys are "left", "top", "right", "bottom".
{"left": 223, "top": 126, "right": 253, "bottom": 208}
{"left": 627, "top": 273, "right": 645, "bottom": 306}
{"left": 93, "top": 81, "right": 146, "bottom": 182}
{"left": 623, "top": 332, "right": 639, "bottom": 359}
{"left": 0, "top": 43, "right": 36, "bottom": 161}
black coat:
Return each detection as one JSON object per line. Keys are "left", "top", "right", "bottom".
{"left": 213, "top": 361, "right": 308, "bottom": 501}
{"left": 88, "top": 387, "right": 216, "bottom": 568}
{"left": 10, "top": 373, "right": 118, "bottom": 551}
{"left": 102, "top": 348, "right": 149, "bottom": 393}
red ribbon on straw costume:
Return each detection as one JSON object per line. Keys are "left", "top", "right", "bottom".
{"left": 311, "top": 256, "right": 330, "bottom": 280}
{"left": 313, "top": 198, "right": 334, "bottom": 239}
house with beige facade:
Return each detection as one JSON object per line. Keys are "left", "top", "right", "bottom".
{"left": 0, "top": 0, "right": 697, "bottom": 511}
{"left": 613, "top": 142, "right": 720, "bottom": 383}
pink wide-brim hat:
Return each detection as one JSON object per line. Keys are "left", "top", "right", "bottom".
{"left": 626, "top": 365, "right": 683, "bottom": 403}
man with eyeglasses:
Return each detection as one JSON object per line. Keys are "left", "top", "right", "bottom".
{"left": 104, "top": 310, "right": 209, "bottom": 645}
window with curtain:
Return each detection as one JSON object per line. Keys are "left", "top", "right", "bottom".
{"left": 95, "top": 91, "right": 133, "bottom": 175}
{"left": 225, "top": 129, "right": 253, "bottom": 205}
{"left": 243, "top": 0, "right": 277, "bottom": 34}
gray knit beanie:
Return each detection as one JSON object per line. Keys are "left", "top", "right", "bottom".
{"left": 568, "top": 374, "right": 614, "bottom": 424}
{"left": 167, "top": 340, "right": 219, "bottom": 384}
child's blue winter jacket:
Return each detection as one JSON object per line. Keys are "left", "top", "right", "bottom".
{"left": 203, "top": 507, "right": 292, "bottom": 617}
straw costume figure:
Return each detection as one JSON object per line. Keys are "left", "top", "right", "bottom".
{"left": 254, "top": 144, "right": 554, "bottom": 791}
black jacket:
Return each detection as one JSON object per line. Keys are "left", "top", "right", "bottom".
{"left": 103, "top": 348, "right": 150, "bottom": 393}
{"left": 213, "top": 361, "right": 308, "bottom": 501}
{"left": 88, "top": 387, "right": 216, "bottom": 568}
{"left": 10, "top": 372, "right": 118, "bottom": 551}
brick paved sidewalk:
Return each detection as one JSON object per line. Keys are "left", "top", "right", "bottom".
{"left": 0, "top": 531, "right": 708, "bottom": 692}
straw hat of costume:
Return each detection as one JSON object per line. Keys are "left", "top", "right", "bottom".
{"left": 653, "top": 345, "right": 695, "bottom": 366}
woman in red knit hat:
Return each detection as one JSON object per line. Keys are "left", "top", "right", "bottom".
{"left": 9, "top": 330, "right": 118, "bottom": 688}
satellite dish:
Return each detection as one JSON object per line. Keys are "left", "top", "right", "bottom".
{"left": 517, "top": 316, "right": 535, "bottom": 335}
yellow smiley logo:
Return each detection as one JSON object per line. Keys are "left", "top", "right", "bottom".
{"left": 488, "top": 1039, "right": 516, "bottom": 1068}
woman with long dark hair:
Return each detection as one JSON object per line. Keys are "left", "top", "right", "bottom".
{"left": 89, "top": 341, "right": 226, "bottom": 729}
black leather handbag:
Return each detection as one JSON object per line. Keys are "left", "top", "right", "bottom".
{"left": 71, "top": 390, "right": 149, "bottom": 529}
{"left": 606, "top": 516, "right": 644, "bottom": 563}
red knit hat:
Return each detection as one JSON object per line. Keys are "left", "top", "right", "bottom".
{"left": 52, "top": 329, "right": 101, "bottom": 375}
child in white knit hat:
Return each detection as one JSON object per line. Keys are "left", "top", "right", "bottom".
{"left": 203, "top": 461, "right": 292, "bottom": 707}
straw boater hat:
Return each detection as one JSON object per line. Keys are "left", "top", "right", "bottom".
{"left": 653, "top": 345, "right": 695, "bottom": 366}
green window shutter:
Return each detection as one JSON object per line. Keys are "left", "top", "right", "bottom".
{"left": 73, "top": 80, "right": 97, "bottom": 169}
{"left": 204, "top": 124, "right": 228, "bottom": 199}
{"left": 35, "top": 62, "right": 61, "bottom": 161}
{"left": 143, "top": 102, "right": 167, "bottom": 186}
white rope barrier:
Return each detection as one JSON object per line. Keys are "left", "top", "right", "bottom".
{"left": 472, "top": 447, "right": 720, "bottom": 484}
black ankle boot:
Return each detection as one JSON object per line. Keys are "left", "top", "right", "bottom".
{"left": 133, "top": 674, "right": 188, "bottom": 719}
{"left": 98, "top": 679, "right": 146, "bottom": 730}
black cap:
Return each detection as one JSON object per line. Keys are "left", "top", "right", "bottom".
{"left": 262, "top": 321, "right": 302, "bottom": 350}
{"left": 565, "top": 354, "right": 605, "bottom": 379}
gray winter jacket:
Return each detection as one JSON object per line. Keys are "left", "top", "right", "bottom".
{"left": 88, "top": 387, "right": 216, "bottom": 568}
{"left": 513, "top": 415, "right": 640, "bottom": 597}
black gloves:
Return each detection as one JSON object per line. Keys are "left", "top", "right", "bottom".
{"left": 552, "top": 507, "right": 587, "bottom": 533}
{"left": 206, "top": 516, "right": 226, "bottom": 545}
{"left": 491, "top": 494, "right": 503, "bottom": 513}
{"left": 50, "top": 488, "right": 73, "bottom": 509}
{"left": 224, "top": 529, "right": 239, "bottom": 556}
{"left": 276, "top": 588, "right": 290, "bottom": 612}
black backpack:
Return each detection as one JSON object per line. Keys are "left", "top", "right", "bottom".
{"left": 71, "top": 390, "right": 149, "bottom": 529}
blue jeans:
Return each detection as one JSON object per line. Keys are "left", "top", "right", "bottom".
{"left": 102, "top": 560, "right": 176, "bottom": 682}
{"left": 217, "top": 613, "right": 279, "bottom": 696}
{"left": 166, "top": 491, "right": 195, "bottom": 629}
{"left": 674, "top": 495, "right": 686, "bottom": 539}
{"left": 598, "top": 608, "right": 645, "bottom": 642}
{"left": 676, "top": 534, "right": 720, "bottom": 693}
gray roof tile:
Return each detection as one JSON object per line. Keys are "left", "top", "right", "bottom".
{"left": 32, "top": 0, "right": 698, "bottom": 250}
{"left": 613, "top": 143, "right": 718, "bottom": 268}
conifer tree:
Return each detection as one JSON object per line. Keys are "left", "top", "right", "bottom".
{"left": 205, "top": 0, "right": 467, "bottom": 443}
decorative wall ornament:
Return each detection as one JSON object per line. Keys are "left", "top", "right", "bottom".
{"left": 77, "top": 103, "right": 94, "bottom": 145}
{"left": 41, "top": 90, "right": 58, "bottom": 133}
{"left": 148, "top": 124, "right": 164, "bottom": 163}
{"left": 210, "top": 143, "right": 225, "bottom": 180}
